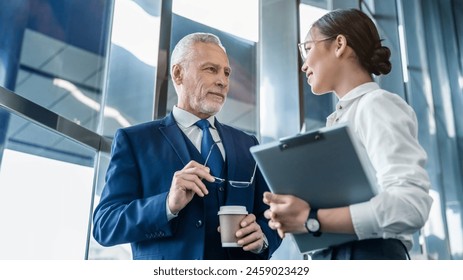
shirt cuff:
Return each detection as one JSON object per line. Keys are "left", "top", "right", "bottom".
{"left": 252, "top": 234, "right": 268, "bottom": 254}
{"left": 349, "top": 201, "right": 382, "bottom": 239}
{"left": 166, "top": 196, "right": 178, "bottom": 221}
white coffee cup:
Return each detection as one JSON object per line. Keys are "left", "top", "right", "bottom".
{"left": 217, "top": 205, "right": 248, "bottom": 247}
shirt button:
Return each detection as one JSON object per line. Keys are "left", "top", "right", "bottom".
{"left": 338, "top": 105, "right": 343, "bottom": 110}
{"left": 196, "top": 220, "right": 203, "bottom": 228}
{"left": 219, "top": 187, "right": 225, "bottom": 192}
{"left": 335, "top": 118, "right": 339, "bottom": 122}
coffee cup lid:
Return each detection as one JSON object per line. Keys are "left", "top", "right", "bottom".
{"left": 217, "top": 205, "right": 248, "bottom": 215}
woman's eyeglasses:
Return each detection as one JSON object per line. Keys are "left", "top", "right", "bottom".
{"left": 297, "top": 36, "right": 336, "bottom": 61}
{"left": 204, "top": 141, "right": 257, "bottom": 188}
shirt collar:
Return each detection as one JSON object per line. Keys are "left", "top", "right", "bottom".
{"left": 172, "top": 106, "right": 216, "bottom": 129}
{"left": 340, "top": 82, "right": 379, "bottom": 101}
{"left": 337, "top": 82, "right": 380, "bottom": 107}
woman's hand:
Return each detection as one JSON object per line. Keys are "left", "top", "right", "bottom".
{"left": 263, "top": 192, "right": 310, "bottom": 238}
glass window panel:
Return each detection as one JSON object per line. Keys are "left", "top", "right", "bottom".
{"left": 0, "top": 0, "right": 112, "bottom": 133}
{"left": 0, "top": 107, "right": 96, "bottom": 259}
{"left": 169, "top": 0, "right": 258, "bottom": 134}
{"left": 101, "top": 0, "right": 163, "bottom": 137}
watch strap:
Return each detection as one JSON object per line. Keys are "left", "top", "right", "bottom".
{"left": 309, "top": 208, "right": 318, "bottom": 220}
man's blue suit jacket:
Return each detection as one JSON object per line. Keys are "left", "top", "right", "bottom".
{"left": 92, "top": 113, "right": 281, "bottom": 259}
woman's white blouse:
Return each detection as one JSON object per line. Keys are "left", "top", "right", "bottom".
{"left": 326, "top": 82, "right": 433, "bottom": 250}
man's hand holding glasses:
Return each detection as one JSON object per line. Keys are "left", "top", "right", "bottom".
{"left": 168, "top": 141, "right": 259, "bottom": 228}
{"left": 167, "top": 160, "right": 215, "bottom": 215}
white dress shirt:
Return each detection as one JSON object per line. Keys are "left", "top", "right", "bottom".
{"left": 326, "top": 82, "right": 433, "bottom": 250}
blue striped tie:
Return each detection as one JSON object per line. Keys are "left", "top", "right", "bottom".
{"left": 195, "top": 119, "right": 223, "bottom": 177}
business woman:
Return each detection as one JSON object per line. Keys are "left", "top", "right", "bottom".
{"left": 263, "top": 9, "right": 433, "bottom": 260}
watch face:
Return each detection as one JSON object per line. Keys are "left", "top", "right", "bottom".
{"left": 307, "top": 218, "right": 320, "bottom": 232}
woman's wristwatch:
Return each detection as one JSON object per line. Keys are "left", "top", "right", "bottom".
{"left": 305, "top": 208, "right": 322, "bottom": 236}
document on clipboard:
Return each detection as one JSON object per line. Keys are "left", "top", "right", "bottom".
{"left": 250, "top": 123, "right": 379, "bottom": 253}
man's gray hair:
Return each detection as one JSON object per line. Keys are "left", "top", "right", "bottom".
{"left": 170, "top": 32, "right": 226, "bottom": 67}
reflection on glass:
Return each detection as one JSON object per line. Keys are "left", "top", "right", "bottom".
{"left": 102, "top": 0, "right": 162, "bottom": 137}
{"left": 1, "top": 1, "right": 112, "bottom": 133}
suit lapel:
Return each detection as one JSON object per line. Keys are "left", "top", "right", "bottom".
{"left": 159, "top": 113, "right": 190, "bottom": 166}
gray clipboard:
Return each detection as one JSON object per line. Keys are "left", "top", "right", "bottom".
{"left": 250, "top": 123, "right": 379, "bottom": 253}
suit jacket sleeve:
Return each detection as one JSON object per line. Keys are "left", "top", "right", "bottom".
{"left": 92, "top": 128, "right": 175, "bottom": 246}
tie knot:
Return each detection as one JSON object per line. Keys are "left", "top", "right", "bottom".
{"left": 195, "top": 119, "right": 210, "bottom": 130}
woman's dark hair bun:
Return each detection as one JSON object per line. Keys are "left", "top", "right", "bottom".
{"left": 369, "top": 46, "right": 392, "bottom": 75}
{"left": 313, "top": 9, "right": 393, "bottom": 76}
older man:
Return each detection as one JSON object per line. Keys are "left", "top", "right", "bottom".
{"left": 93, "top": 32, "right": 281, "bottom": 260}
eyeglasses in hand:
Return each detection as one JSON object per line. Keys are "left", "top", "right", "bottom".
{"left": 204, "top": 141, "right": 257, "bottom": 188}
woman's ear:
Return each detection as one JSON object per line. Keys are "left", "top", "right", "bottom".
{"left": 334, "top": 34, "right": 348, "bottom": 58}
{"left": 171, "top": 64, "right": 183, "bottom": 85}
